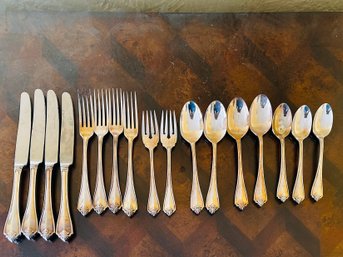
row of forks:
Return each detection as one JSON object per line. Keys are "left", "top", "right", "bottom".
{"left": 77, "top": 89, "right": 138, "bottom": 217}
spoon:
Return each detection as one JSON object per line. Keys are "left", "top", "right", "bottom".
{"left": 292, "top": 105, "right": 312, "bottom": 204}
{"left": 272, "top": 103, "right": 292, "bottom": 202}
{"left": 204, "top": 100, "right": 227, "bottom": 214}
{"left": 227, "top": 97, "right": 249, "bottom": 210}
{"left": 249, "top": 94, "right": 272, "bottom": 207}
{"left": 311, "top": 103, "right": 333, "bottom": 201}
{"left": 180, "top": 101, "right": 204, "bottom": 214}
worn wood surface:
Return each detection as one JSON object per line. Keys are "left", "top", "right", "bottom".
{"left": 0, "top": 12, "right": 342, "bottom": 257}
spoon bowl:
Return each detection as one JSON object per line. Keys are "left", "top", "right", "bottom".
{"left": 292, "top": 105, "right": 312, "bottom": 141}
{"left": 272, "top": 103, "right": 292, "bottom": 139}
{"left": 180, "top": 101, "right": 203, "bottom": 144}
{"left": 204, "top": 100, "right": 227, "bottom": 143}
{"left": 250, "top": 94, "right": 272, "bottom": 137}
{"left": 227, "top": 97, "right": 249, "bottom": 140}
{"left": 313, "top": 103, "right": 333, "bottom": 139}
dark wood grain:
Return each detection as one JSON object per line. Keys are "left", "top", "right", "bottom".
{"left": 0, "top": 11, "right": 342, "bottom": 257}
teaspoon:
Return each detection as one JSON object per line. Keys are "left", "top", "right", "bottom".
{"left": 227, "top": 97, "right": 249, "bottom": 210}
{"left": 292, "top": 105, "right": 312, "bottom": 204}
{"left": 204, "top": 101, "right": 227, "bottom": 214}
{"left": 311, "top": 103, "right": 333, "bottom": 201}
{"left": 249, "top": 94, "right": 272, "bottom": 207}
{"left": 180, "top": 101, "right": 204, "bottom": 214}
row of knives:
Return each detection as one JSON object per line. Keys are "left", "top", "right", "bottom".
{"left": 4, "top": 90, "right": 74, "bottom": 243}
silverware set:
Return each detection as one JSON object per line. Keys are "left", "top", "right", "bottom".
{"left": 4, "top": 89, "right": 74, "bottom": 243}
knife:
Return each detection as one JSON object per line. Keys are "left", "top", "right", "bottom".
{"left": 22, "top": 89, "right": 46, "bottom": 239}
{"left": 39, "top": 90, "right": 59, "bottom": 240}
{"left": 56, "top": 92, "right": 74, "bottom": 242}
{"left": 3, "top": 92, "right": 32, "bottom": 243}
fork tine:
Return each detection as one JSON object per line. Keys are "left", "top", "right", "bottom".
{"left": 126, "top": 92, "right": 131, "bottom": 129}
{"left": 146, "top": 111, "right": 150, "bottom": 137}
{"left": 77, "top": 92, "right": 82, "bottom": 126}
{"left": 120, "top": 89, "right": 123, "bottom": 125}
{"left": 134, "top": 92, "right": 138, "bottom": 129}
{"left": 130, "top": 92, "right": 134, "bottom": 129}
{"left": 85, "top": 94, "right": 90, "bottom": 127}
{"left": 97, "top": 89, "right": 101, "bottom": 126}
{"left": 108, "top": 89, "right": 112, "bottom": 125}
{"left": 81, "top": 95, "right": 86, "bottom": 128}
{"left": 173, "top": 110, "right": 177, "bottom": 136}
{"left": 169, "top": 110, "right": 172, "bottom": 137}
{"left": 101, "top": 89, "right": 105, "bottom": 126}
{"left": 89, "top": 90, "right": 94, "bottom": 127}
{"left": 93, "top": 90, "right": 97, "bottom": 126}
{"left": 160, "top": 110, "right": 164, "bottom": 136}
{"left": 116, "top": 89, "right": 120, "bottom": 125}
{"left": 142, "top": 111, "right": 145, "bottom": 135}
{"left": 122, "top": 91, "right": 126, "bottom": 128}
{"left": 154, "top": 110, "right": 158, "bottom": 135}
{"left": 111, "top": 88, "right": 115, "bottom": 125}
{"left": 106, "top": 89, "right": 110, "bottom": 126}
{"left": 149, "top": 110, "right": 154, "bottom": 135}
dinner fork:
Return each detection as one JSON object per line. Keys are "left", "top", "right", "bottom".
{"left": 161, "top": 110, "right": 177, "bottom": 216}
{"left": 122, "top": 91, "right": 138, "bottom": 217}
{"left": 108, "top": 88, "right": 123, "bottom": 213}
{"left": 77, "top": 91, "right": 94, "bottom": 216}
{"left": 93, "top": 89, "right": 109, "bottom": 214}
{"left": 142, "top": 110, "right": 160, "bottom": 216}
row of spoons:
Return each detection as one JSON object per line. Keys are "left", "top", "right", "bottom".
{"left": 180, "top": 94, "right": 333, "bottom": 213}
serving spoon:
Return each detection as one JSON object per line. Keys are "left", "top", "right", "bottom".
{"left": 204, "top": 101, "right": 227, "bottom": 214}
{"left": 272, "top": 103, "right": 292, "bottom": 202}
{"left": 227, "top": 97, "right": 249, "bottom": 210}
{"left": 311, "top": 103, "right": 333, "bottom": 201}
{"left": 180, "top": 101, "right": 204, "bottom": 214}
{"left": 292, "top": 105, "right": 312, "bottom": 204}
{"left": 249, "top": 94, "right": 272, "bottom": 207}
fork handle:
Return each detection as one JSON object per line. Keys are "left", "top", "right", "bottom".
{"left": 122, "top": 139, "right": 138, "bottom": 217}
{"left": 190, "top": 142, "right": 204, "bottom": 214}
{"left": 77, "top": 138, "right": 93, "bottom": 216}
{"left": 206, "top": 143, "right": 219, "bottom": 214}
{"left": 293, "top": 140, "right": 305, "bottom": 204}
{"left": 163, "top": 148, "right": 176, "bottom": 216}
{"left": 108, "top": 135, "right": 122, "bottom": 213}
{"left": 311, "top": 138, "right": 324, "bottom": 201}
{"left": 147, "top": 149, "right": 160, "bottom": 216}
{"left": 39, "top": 165, "right": 55, "bottom": 240}
{"left": 3, "top": 166, "right": 22, "bottom": 243}
{"left": 56, "top": 166, "right": 73, "bottom": 242}
{"left": 22, "top": 164, "right": 38, "bottom": 239}
{"left": 93, "top": 136, "right": 108, "bottom": 214}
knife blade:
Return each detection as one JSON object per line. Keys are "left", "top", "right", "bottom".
{"left": 56, "top": 92, "right": 74, "bottom": 242}
{"left": 22, "top": 89, "right": 46, "bottom": 239}
{"left": 39, "top": 90, "right": 59, "bottom": 240}
{"left": 4, "top": 92, "right": 31, "bottom": 243}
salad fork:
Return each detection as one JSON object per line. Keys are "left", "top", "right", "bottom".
{"left": 77, "top": 91, "right": 94, "bottom": 216}
{"left": 93, "top": 89, "right": 109, "bottom": 214}
{"left": 122, "top": 92, "right": 138, "bottom": 217}
{"left": 108, "top": 88, "right": 124, "bottom": 213}
{"left": 142, "top": 110, "right": 160, "bottom": 216}
{"left": 161, "top": 110, "right": 177, "bottom": 216}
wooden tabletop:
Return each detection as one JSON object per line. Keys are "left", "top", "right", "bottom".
{"left": 0, "top": 12, "right": 342, "bottom": 257}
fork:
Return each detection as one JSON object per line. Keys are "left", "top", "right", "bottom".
{"left": 93, "top": 89, "right": 109, "bottom": 214}
{"left": 108, "top": 88, "right": 123, "bottom": 213}
{"left": 122, "top": 91, "right": 138, "bottom": 217}
{"left": 77, "top": 91, "right": 94, "bottom": 216}
{"left": 142, "top": 110, "right": 160, "bottom": 216}
{"left": 161, "top": 110, "right": 177, "bottom": 216}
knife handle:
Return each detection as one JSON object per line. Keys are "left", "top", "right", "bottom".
{"left": 22, "top": 165, "right": 38, "bottom": 239}
{"left": 3, "top": 167, "right": 22, "bottom": 243}
{"left": 56, "top": 166, "right": 73, "bottom": 242}
{"left": 39, "top": 165, "right": 55, "bottom": 240}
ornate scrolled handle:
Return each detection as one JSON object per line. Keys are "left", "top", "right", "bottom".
{"left": 234, "top": 139, "right": 248, "bottom": 210}
{"left": 122, "top": 139, "right": 138, "bottom": 217}
{"left": 254, "top": 136, "right": 267, "bottom": 207}
{"left": 311, "top": 138, "right": 324, "bottom": 201}
{"left": 108, "top": 135, "right": 122, "bottom": 213}
{"left": 206, "top": 143, "right": 219, "bottom": 214}
{"left": 39, "top": 165, "right": 55, "bottom": 240}
{"left": 277, "top": 138, "right": 289, "bottom": 202}
{"left": 147, "top": 149, "right": 160, "bottom": 216}
{"left": 3, "top": 167, "right": 22, "bottom": 243}
{"left": 56, "top": 166, "right": 73, "bottom": 242}
{"left": 190, "top": 143, "right": 204, "bottom": 214}
{"left": 293, "top": 140, "right": 305, "bottom": 204}
{"left": 93, "top": 136, "right": 108, "bottom": 214}
{"left": 21, "top": 165, "right": 38, "bottom": 239}
{"left": 77, "top": 138, "right": 93, "bottom": 216}
{"left": 163, "top": 148, "right": 176, "bottom": 216}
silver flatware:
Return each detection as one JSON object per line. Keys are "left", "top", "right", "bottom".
{"left": 142, "top": 110, "right": 160, "bottom": 216}
{"left": 56, "top": 92, "right": 74, "bottom": 242}
{"left": 93, "top": 89, "right": 109, "bottom": 214}
{"left": 180, "top": 101, "right": 204, "bottom": 214}
{"left": 4, "top": 92, "right": 31, "bottom": 243}
{"left": 22, "top": 89, "right": 46, "bottom": 239}
{"left": 77, "top": 91, "right": 94, "bottom": 216}
{"left": 272, "top": 103, "right": 292, "bottom": 202}
{"left": 249, "top": 94, "right": 272, "bottom": 207}
{"left": 204, "top": 101, "right": 227, "bottom": 214}
{"left": 292, "top": 105, "right": 312, "bottom": 204}
{"left": 161, "top": 110, "right": 177, "bottom": 216}
{"left": 122, "top": 92, "right": 138, "bottom": 217}
{"left": 227, "top": 97, "right": 249, "bottom": 210}
{"left": 311, "top": 103, "right": 333, "bottom": 201}
{"left": 108, "top": 89, "right": 124, "bottom": 213}
{"left": 39, "top": 90, "right": 59, "bottom": 240}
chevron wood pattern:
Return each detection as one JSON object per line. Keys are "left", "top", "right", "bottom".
{"left": 0, "top": 11, "right": 342, "bottom": 257}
